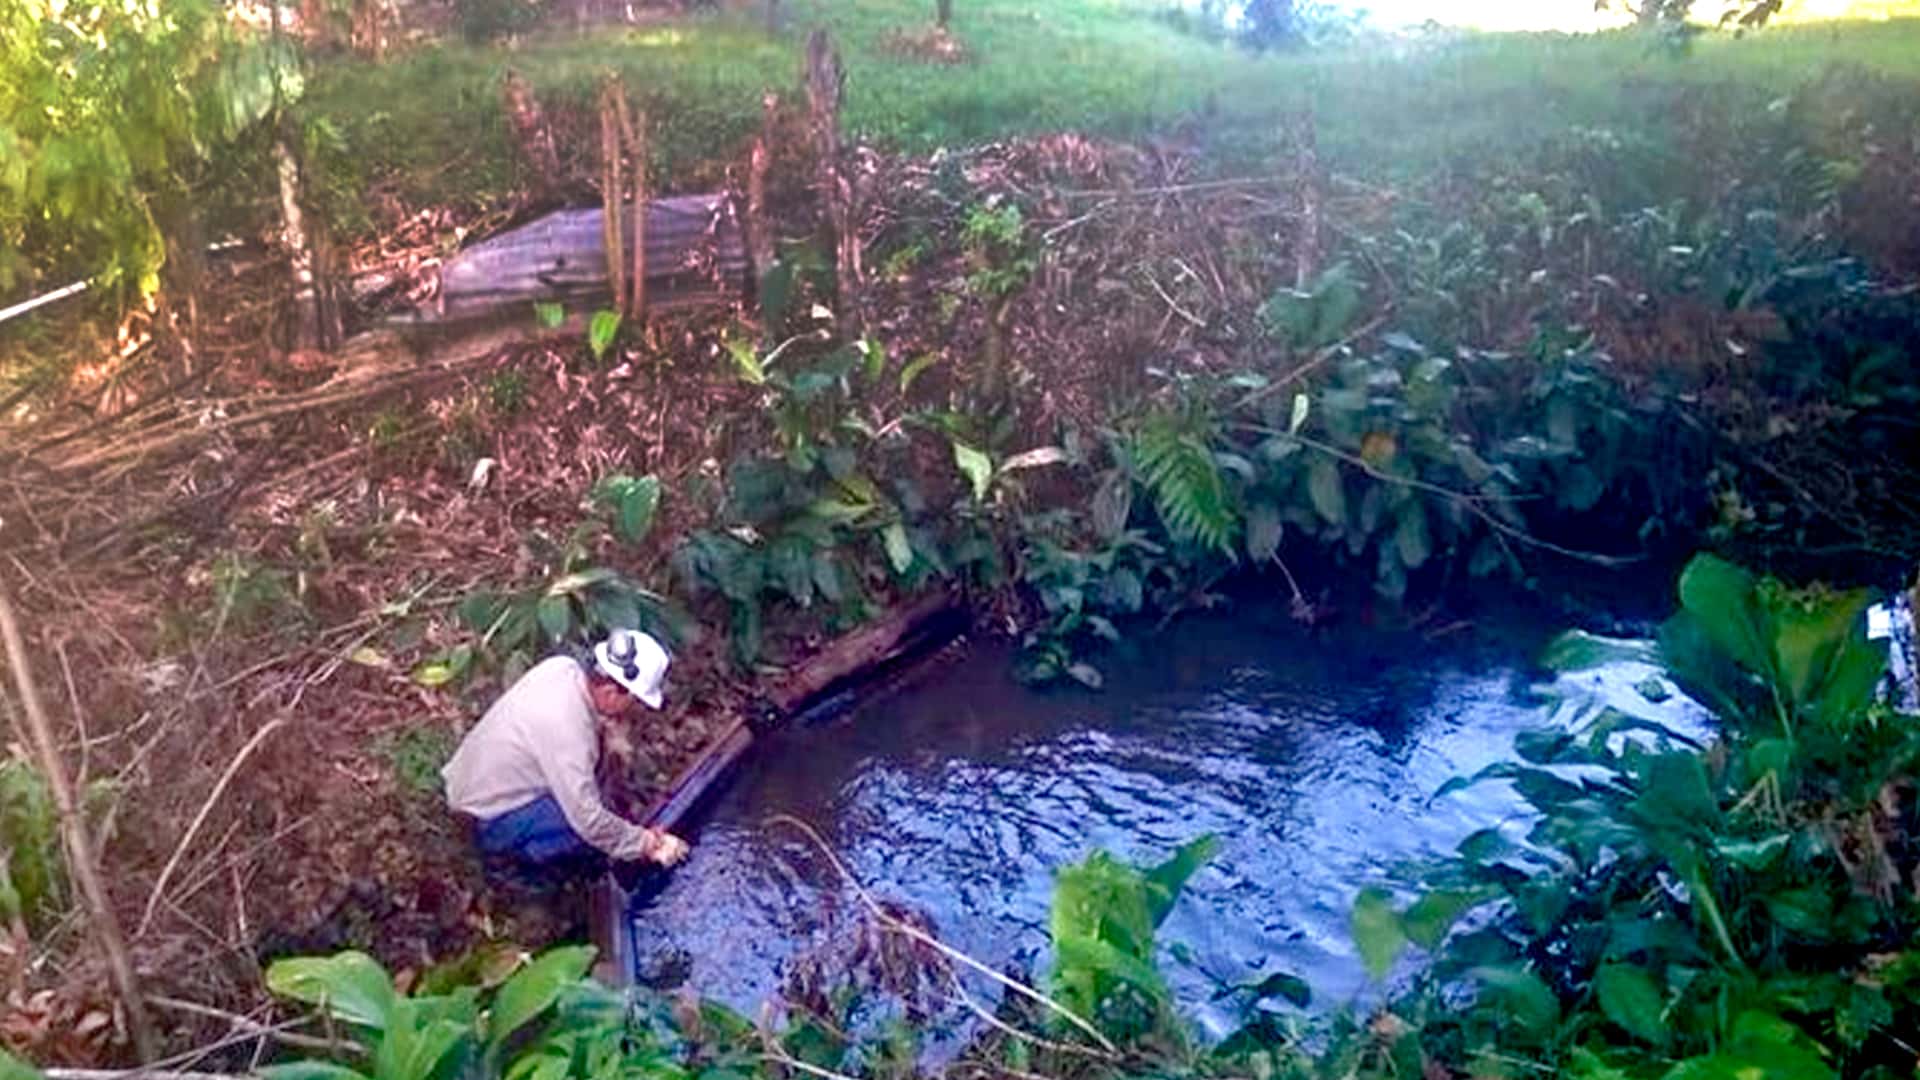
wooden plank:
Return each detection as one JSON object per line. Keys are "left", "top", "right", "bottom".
{"left": 421, "top": 196, "right": 746, "bottom": 323}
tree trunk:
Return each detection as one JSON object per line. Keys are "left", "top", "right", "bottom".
{"left": 275, "top": 136, "right": 322, "bottom": 351}
{"left": 805, "top": 31, "right": 861, "bottom": 324}
{"left": 503, "top": 69, "right": 563, "bottom": 205}
{"left": 936, "top": 0, "right": 951, "bottom": 29}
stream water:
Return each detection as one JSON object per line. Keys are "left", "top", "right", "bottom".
{"left": 626, "top": 596, "right": 1705, "bottom": 1038}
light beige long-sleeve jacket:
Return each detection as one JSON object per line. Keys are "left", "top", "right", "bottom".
{"left": 441, "top": 655, "right": 654, "bottom": 861}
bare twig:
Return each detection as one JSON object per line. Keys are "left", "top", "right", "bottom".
{"left": 1235, "top": 422, "right": 1643, "bottom": 568}
{"left": 138, "top": 716, "right": 290, "bottom": 936}
{"left": 0, "top": 580, "right": 159, "bottom": 1062}
{"left": 1144, "top": 273, "right": 1204, "bottom": 329}
{"left": 149, "top": 995, "right": 365, "bottom": 1055}
{"left": 765, "top": 814, "right": 1120, "bottom": 1057}
{"left": 45, "top": 1060, "right": 241, "bottom": 1068}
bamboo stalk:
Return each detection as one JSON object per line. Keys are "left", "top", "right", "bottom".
{"left": 599, "top": 80, "right": 626, "bottom": 317}
{"left": 0, "top": 582, "right": 159, "bottom": 1062}
{"left": 627, "top": 105, "right": 648, "bottom": 319}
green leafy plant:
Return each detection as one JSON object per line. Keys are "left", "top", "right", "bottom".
{"left": 380, "top": 727, "right": 458, "bottom": 798}
{"left": 0, "top": 755, "right": 62, "bottom": 931}
{"left": 0, "top": 1049, "right": 41, "bottom": 1080}
{"left": 422, "top": 529, "right": 687, "bottom": 687}
{"left": 959, "top": 200, "right": 1035, "bottom": 298}
{"left": 1132, "top": 414, "right": 1238, "bottom": 558}
{"left": 586, "top": 309, "right": 622, "bottom": 363}
{"left": 208, "top": 551, "right": 305, "bottom": 635}
{"left": 0, "top": 0, "right": 290, "bottom": 294}
{"left": 1350, "top": 553, "right": 1919, "bottom": 1078}
{"left": 1049, "top": 835, "right": 1218, "bottom": 1046}
{"left": 588, "top": 474, "right": 661, "bottom": 546}
{"left": 263, "top": 946, "right": 595, "bottom": 1080}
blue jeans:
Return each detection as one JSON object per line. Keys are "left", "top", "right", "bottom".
{"left": 474, "top": 795, "right": 600, "bottom": 866}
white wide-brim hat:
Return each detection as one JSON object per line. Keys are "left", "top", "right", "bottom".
{"left": 593, "top": 629, "right": 670, "bottom": 709}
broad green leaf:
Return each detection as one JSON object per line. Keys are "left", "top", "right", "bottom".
{"left": 1811, "top": 634, "right": 1887, "bottom": 730}
{"left": 0, "top": 1050, "right": 43, "bottom": 1080}
{"left": 1469, "top": 965, "right": 1560, "bottom": 1037}
{"left": 1143, "top": 835, "right": 1218, "bottom": 926}
{"left": 1633, "top": 752, "right": 1721, "bottom": 832}
{"left": 532, "top": 302, "right": 564, "bottom": 329}
{"left": 1351, "top": 887, "right": 1408, "bottom": 980}
{"left": 882, "top": 522, "right": 914, "bottom": 575}
{"left": 1666, "top": 1012, "right": 1837, "bottom": 1080}
{"left": 1307, "top": 458, "right": 1346, "bottom": 525}
{"left": 952, "top": 441, "right": 994, "bottom": 502}
{"left": 1457, "top": 827, "right": 1509, "bottom": 863}
{"left": 857, "top": 337, "right": 887, "bottom": 382}
{"left": 486, "top": 945, "right": 595, "bottom": 1053}
{"left": 1676, "top": 554, "right": 1767, "bottom": 675}
{"left": 587, "top": 309, "right": 622, "bottom": 360}
{"left": 726, "top": 337, "right": 768, "bottom": 385}
{"left": 607, "top": 475, "right": 661, "bottom": 545}
{"left": 1400, "top": 889, "right": 1483, "bottom": 950}
{"left": 372, "top": 1000, "right": 469, "bottom": 1080}
{"left": 536, "top": 594, "right": 572, "bottom": 644}
{"left": 265, "top": 952, "right": 399, "bottom": 1032}
{"left": 411, "top": 659, "right": 457, "bottom": 688}
{"left": 1065, "top": 662, "right": 1103, "bottom": 689}
{"left": 1595, "top": 963, "right": 1668, "bottom": 1046}
{"left": 1762, "top": 583, "right": 1873, "bottom": 707}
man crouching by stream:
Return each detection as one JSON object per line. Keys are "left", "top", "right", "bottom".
{"left": 443, "top": 629, "right": 690, "bottom": 878}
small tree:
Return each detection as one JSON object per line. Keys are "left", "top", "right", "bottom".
{"left": 1598, "top": 0, "right": 1784, "bottom": 28}
{"left": 1241, "top": 0, "right": 1298, "bottom": 50}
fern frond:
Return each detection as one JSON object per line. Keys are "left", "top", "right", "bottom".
{"left": 1133, "top": 416, "right": 1238, "bottom": 557}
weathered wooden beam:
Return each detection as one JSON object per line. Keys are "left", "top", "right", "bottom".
{"left": 413, "top": 196, "right": 747, "bottom": 324}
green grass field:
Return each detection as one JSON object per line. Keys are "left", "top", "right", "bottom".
{"left": 304, "top": 0, "right": 1920, "bottom": 228}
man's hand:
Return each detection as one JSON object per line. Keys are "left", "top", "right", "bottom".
{"left": 644, "top": 829, "right": 690, "bottom": 867}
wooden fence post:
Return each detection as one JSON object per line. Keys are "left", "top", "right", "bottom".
{"left": 1293, "top": 111, "right": 1321, "bottom": 290}
{"left": 747, "top": 92, "right": 777, "bottom": 284}
{"left": 600, "top": 79, "right": 627, "bottom": 317}
{"left": 621, "top": 102, "right": 649, "bottom": 320}
{"left": 805, "top": 31, "right": 861, "bottom": 322}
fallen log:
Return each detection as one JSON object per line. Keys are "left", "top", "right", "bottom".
{"left": 407, "top": 195, "right": 749, "bottom": 324}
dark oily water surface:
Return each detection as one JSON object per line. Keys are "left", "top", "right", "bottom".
{"left": 629, "top": 601, "right": 1704, "bottom": 1036}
